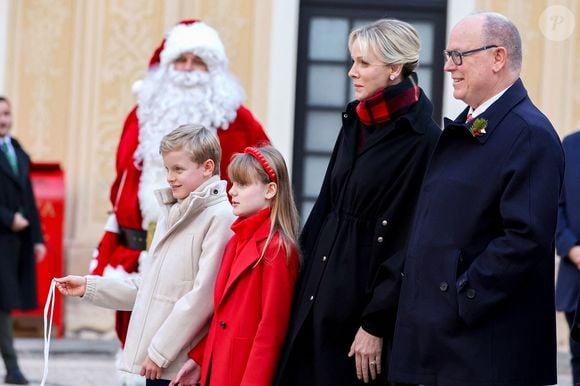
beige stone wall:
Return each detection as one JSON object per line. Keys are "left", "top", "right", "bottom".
{"left": 476, "top": 0, "right": 579, "bottom": 138}
{"left": 5, "top": 0, "right": 269, "bottom": 334}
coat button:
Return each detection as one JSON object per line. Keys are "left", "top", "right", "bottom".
{"left": 219, "top": 321, "right": 227, "bottom": 329}
{"left": 309, "top": 295, "right": 314, "bottom": 301}
{"left": 322, "top": 255, "right": 327, "bottom": 261}
{"left": 382, "top": 220, "right": 388, "bottom": 226}
{"left": 439, "top": 281, "right": 449, "bottom": 292}
{"left": 343, "top": 113, "right": 348, "bottom": 118}
{"left": 466, "top": 288, "right": 476, "bottom": 299}
{"left": 377, "top": 236, "right": 384, "bottom": 243}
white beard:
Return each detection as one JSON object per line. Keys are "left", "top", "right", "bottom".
{"left": 134, "top": 65, "right": 244, "bottom": 228}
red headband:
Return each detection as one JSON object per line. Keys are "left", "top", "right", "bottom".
{"left": 244, "top": 147, "right": 277, "bottom": 183}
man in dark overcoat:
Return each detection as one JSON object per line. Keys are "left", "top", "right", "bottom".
{"left": 389, "top": 12, "right": 564, "bottom": 386}
{"left": 0, "top": 96, "right": 45, "bottom": 385}
{"left": 555, "top": 131, "right": 580, "bottom": 384}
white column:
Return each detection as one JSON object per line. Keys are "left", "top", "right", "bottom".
{"left": 442, "top": 0, "right": 476, "bottom": 122}
{"left": 266, "top": 0, "right": 299, "bottom": 170}
{"left": 0, "top": 0, "right": 10, "bottom": 94}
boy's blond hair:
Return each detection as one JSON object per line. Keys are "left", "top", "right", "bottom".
{"left": 159, "top": 124, "right": 221, "bottom": 176}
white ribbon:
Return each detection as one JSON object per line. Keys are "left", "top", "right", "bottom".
{"left": 41, "top": 279, "right": 56, "bottom": 386}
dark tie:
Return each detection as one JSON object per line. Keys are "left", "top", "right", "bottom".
{"left": 1, "top": 141, "right": 18, "bottom": 174}
{"left": 466, "top": 114, "right": 474, "bottom": 123}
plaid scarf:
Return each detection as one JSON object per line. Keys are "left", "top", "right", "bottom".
{"left": 355, "top": 72, "right": 420, "bottom": 127}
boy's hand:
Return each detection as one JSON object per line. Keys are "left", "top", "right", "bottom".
{"left": 169, "top": 359, "right": 200, "bottom": 386}
{"left": 54, "top": 276, "right": 87, "bottom": 297}
{"left": 140, "top": 356, "right": 163, "bottom": 380}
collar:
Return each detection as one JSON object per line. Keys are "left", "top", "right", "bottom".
{"left": 468, "top": 83, "right": 513, "bottom": 118}
{"left": 231, "top": 207, "right": 271, "bottom": 242}
{"left": 156, "top": 175, "right": 223, "bottom": 204}
{"left": 445, "top": 78, "right": 528, "bottom": 144}
{"left": 396, "top": 91, "right": 433, "bottom": 134}
{"left": 0, "top": 135, "right": 12, "bottom": 145}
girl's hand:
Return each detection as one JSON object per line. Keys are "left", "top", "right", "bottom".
{"left": 140, "top": 356, "right": 163, "bottom": 380}
{"left": 348, "top": 327, "right": 383, "bottom": 383}
{"left": 169, "top": 359, "right": 200, "bottom": 386}
{"left": 54, "top": 276, "right": 87, "bottom": 297}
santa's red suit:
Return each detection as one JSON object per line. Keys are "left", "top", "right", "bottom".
{"left": 89, "top": 20, "right": 269, "bottom": 345}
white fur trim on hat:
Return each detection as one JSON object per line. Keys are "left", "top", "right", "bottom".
{"left": 160, "top": 22, "right": 228, "bottom": 70}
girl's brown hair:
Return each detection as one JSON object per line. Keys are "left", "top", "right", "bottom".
{"left": 228, "top": 146, "right": 300, "bottom": 263}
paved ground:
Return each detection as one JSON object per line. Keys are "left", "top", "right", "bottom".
{"left": 0, "top": 338, "right": 575, "bottom": 385}
{"left": 3, "top": 338, "right": 120, "bottom": 386}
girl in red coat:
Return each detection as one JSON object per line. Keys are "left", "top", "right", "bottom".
{"left": 171, "top": 145, "right": 300, "bottom": 386}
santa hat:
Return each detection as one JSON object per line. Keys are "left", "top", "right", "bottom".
{"left": 149, "top": 19, "right": 228, "bottom": 71}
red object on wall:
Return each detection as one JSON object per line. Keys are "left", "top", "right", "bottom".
{"left": 14, "top": 162, "right": 65, "bottom": 337}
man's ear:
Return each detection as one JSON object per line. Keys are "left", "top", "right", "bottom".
{"left": 265, "top": 182, "right": 277, "bottom": 200}
{"left": 491, "top": 46, "right": 507, "bottom": 73}
{"left": 202, "top": 159, "right": 215, "bottom": 176}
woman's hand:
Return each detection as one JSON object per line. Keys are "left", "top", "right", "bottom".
{"left": 348, "top": 327, "right": 383, "bottom": 383}
{"left": 169, "top": 359, "right": 201, "bottom": 386}
{"left": 140, "top": 355, "right": 163, "bottom": 380}
{"left": 54, "top": 276, "right": 87, "bottom": 297}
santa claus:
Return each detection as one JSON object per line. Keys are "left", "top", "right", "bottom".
{"left": 89, "top": 20, "right": 269, "bottom": 345}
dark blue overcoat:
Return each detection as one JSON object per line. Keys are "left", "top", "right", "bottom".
{"left": 390, "top": 79, "right": 564, "bottom": 386}
{"left": 555, "top": 132, "right": 580, "bottom": 313}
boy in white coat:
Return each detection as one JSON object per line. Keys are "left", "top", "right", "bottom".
{"left": 56, "top": 124, "right": 235, "bottom": 385}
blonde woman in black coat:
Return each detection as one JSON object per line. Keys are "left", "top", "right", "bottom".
{"left": 275, "top": 19, "right": 440, "bottom": 386}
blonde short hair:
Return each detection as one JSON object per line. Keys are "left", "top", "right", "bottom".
{"left": 349, "top": 19, "right": 420, "bottom": 77}
{"left": 159, "top": 124, "right": 221, "bottom": 176}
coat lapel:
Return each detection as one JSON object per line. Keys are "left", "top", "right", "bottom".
{"left": 0, "top": 142, "right": 22, "bottom": 186}
{"left": 219, "top": 218, "right": 270, "bottom": 305}
{"left": 444, "top": 79, "right": 528, "bottom": 145}
{"left": 14, "top": 144, "right": 28, "bottom": 186}
{"left": 358, "top": 120, "right": 399, "bottom": 155}
{"left": 341, "top": 104, "right": 358, "bottom": 165}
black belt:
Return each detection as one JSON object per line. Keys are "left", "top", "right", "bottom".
{"left": 119, "top": 226, "right": 147, "bottom": 251}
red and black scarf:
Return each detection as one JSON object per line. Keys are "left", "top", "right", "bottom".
{"left": 355, "top": 72, "right": 420, "bottom": 127}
